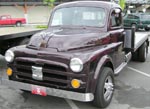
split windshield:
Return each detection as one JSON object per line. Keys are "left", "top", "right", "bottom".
{"left": 50, "top": 7, "right": 106, "bottom": 27}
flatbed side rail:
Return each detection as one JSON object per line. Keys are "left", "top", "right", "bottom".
{"left": 0, "top": 30, "right": 42, "bottom": 41}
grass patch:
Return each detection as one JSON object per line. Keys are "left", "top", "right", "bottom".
{"left": 36, "top": 25, "right": 48, "bottom": 29}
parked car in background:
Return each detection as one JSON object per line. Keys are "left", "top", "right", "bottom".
{"left": 0, "top": 15, "right": 26, "bottom": 27}
{"left": 123, "top": 13, "right": 150, "bottom": 31}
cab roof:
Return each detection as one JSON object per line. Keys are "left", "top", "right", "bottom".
{"left": 54, "top": 1, "right": 121, "bottom": 10}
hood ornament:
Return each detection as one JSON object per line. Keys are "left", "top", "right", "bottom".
{"left": 39, "top": 32, "right": 54, "bottom": 40}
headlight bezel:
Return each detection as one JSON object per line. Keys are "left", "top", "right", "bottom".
{"left": 5, "top": 50, "right": 15, "bottom": 63}
{"left": 70, "top": 58, "right": 83, "bottom": 73}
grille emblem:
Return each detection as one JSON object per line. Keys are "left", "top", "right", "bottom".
{"left": 32, "top": 66, "right": 43, "bottom": 81}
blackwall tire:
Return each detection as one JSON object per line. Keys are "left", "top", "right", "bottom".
{"left": 138, "top": 42, "right": 147, "bottom": 62}
{"left": 16, "top": 22, "right": 22, "bottom": 27}
{"left": 145, "top": 28, "right": 150, "bottom": 31}
{"left": 93, "top": 67, "right": 114, "bottom": 108}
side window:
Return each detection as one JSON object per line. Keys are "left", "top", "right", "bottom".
{"left": 127, "top": 15, "right": 133, "bottom": 19}
{"left": 1, "top": 16, "right": 7, "bottom": 20}
{"left": 133, "top": 15, "right": 139, "bottom": 19}
{"left": 111, "top": 8, "right": 122, "bottom": 27}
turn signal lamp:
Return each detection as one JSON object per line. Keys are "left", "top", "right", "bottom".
{"left": 71, "top": 79, "right": 81, "bottom": 89}
{"left": 6, "top": 68, "right": 12, "bottom": 76}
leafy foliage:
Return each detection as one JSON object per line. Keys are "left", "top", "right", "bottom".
{"left": 119, "top": 0, "right": 125, "bottom": 10}
{"left": 36, "top": 25, "right": 48, "bottom": 29}
{"left": 43, "top": 0, "right": 56, "bottom": 8}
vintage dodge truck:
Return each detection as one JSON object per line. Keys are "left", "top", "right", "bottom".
{"left": 1, "top": 1, "right": 149, "bottom": 108}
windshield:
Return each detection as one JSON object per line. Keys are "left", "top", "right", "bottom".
{"left": 50, "top": 7, "right": 106, "bottom": 27}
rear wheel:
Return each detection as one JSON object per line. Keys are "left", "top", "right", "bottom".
{"left": 16, "top": 22, "right": 22, "bottom": 27}
{"left": 93, "top": 67, "right": 114, "bottom": 108}
{"left": 145, "top": 27, "right": 150, "bottom": 31}
{"left": 138, "top": 42, "right": 147, "bottom": 62}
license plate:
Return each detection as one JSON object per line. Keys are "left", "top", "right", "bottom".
{"left": 31, "top": 85, "right": 47, "bottom": 96}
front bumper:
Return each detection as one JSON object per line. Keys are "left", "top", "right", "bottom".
{"left": 0, "top": 78, "right": 94, "bottom": 102}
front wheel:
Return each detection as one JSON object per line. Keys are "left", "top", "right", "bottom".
{"left": 93, "top": 67, "right": 114, "bottom": 108}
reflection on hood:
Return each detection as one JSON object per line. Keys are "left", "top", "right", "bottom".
{"left": 28, "top": 28, "right": 110, "bottom": 52}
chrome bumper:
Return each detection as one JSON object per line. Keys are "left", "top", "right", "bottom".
{"left": 0, "top": 78, "right": 94, "bottom": 102}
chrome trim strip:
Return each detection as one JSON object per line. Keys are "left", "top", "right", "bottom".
{"left": 1, "top": 78, "right": 94, "bottom": 102}
{"left": 114, "top": 62, "right": 127, "bottom": 75}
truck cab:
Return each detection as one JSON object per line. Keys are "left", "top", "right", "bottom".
{"left": 1, "top": 1, "right": 149, "bottom": 108}
{"left": 0, "top": 15, "right": 12, "bottom": 25}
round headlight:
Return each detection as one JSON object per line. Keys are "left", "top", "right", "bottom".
{"left": 5, "top": 50, "right": 14, "bottom": 62}
{"left": 70, "top": 58, "right": 83, "bottom": 73}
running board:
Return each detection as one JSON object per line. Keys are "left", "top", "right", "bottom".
{"left": 114, "top": 62, "right": 127, "bottom": 75}
{"left": 114, "top": 52, "right": 132, "bottom": 75}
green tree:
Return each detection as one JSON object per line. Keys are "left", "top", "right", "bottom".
{"left": 119, "top": 0, "right": 125, "bottom": 10}
{"left": 43, "top": 0, "right": 56, "bottom": 8}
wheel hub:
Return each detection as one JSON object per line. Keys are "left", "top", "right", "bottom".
{"left": 103, "top": 76, "right": 114, "bottom": 101}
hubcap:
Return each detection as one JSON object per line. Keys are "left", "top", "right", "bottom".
{"left": 103, "top": 76, "right": 114, "bottom": 101}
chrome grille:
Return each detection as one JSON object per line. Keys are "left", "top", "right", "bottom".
{"left": 14, "top": 59, "right": 69, "bottom": 88}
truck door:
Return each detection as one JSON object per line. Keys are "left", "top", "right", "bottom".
{"left": 109, "top": 8, "right": 125, "bottom": 69}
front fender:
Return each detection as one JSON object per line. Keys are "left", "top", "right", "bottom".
{"left": 94, "top": 55, "right": 114, "bottom": 79}
{"left": 87, "top": 55, "right": 114, "bottom": 93}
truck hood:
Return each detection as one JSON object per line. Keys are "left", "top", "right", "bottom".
{"left": 28, "top": 28, "right": 110, "bottom": 52}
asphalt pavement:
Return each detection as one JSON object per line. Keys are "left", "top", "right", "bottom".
{"left": 0, "top": 28, "right": 150, "bottom": 109}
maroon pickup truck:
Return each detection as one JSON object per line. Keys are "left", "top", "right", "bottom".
{"left": 0, "top": 15, "right": 26, "bottom": 26}
{"left": 1, "top": 1, "right": 149, "bottom": 108}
